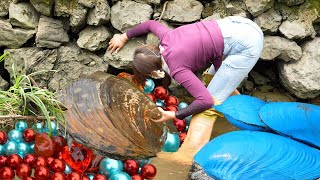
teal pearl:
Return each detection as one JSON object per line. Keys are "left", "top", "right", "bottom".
{"left": 162, "top": 132, "right": 180, "bottom": 152}
{"left": 87, "top": 174, "right": 94, "bottom": 180}
{"left": 4, "top": 141, "right": 18, "bottom": 155}
{"left": 65, "top": 164, "right": 72, "bottom": 174}
{"left": 137, "top": 158, "right": 152, "bottom": 167}
{"left": 0, "top": 144, "right": 4, "bottom": 155}
{"left": 15, "top": 121, "right": 28, "bottom": 132}
{"left": 143, "top": 78, "right": 155, "bottom": 93}
{"left": 156, "top": 100, "right": 165, "bottom": 107}
{"left": 99, "top": 157, "right": 124, "bottom": 177}
{"left": 109, "top": 172, "right": 131, "bottom": 180}
{"left": 18, "top": 152, "right": 26, "bottom": 158}
{"left": 32, "top": 123, "right": 43, "bottom": 133}
{"left": 178, "top": 102, "right": 189, "bottom": 110}
{"left": 185, "top": 125, "right": 189, "bottom": 132}
{"left": 44, "top": 121, "right": 58, "bottom": 135}
{"left": 8, "top": 129, "right": 22, "bottom": 143}
{"left": 185, "top": 115, "right": 192, "bottom": 125}
{"left": 17, "top": 142, "right": 31, "bottom": 155}
{"left": 29, "top": 143, "right": 35, "bottom": 154}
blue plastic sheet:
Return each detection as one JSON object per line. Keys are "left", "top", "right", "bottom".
{"left": 194, "top": 131, "right": 320, "bottom": 180}
{"left": 214, "top": 95, "right": 267, "bottom": 131}
{"left": 259, "top": 102, "right": 320, "bottom": 149}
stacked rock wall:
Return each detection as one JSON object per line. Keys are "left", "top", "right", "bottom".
{"left": 0, "top": 0, "right": 319, "bottom": 101}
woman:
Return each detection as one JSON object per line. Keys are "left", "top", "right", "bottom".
{"left": 108, "top": 16, "right": 264, "bottom": 164}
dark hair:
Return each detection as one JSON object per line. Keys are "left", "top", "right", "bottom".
{"left": 132, "top": 45, "right": 171, "bottom": 88}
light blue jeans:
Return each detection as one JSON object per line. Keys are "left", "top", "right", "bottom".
{"left": 207, "top": 16, "right": 264, "bottom": 103}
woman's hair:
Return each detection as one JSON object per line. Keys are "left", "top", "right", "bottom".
{"left": 132, "top": 45, "right": 171, "bottom": 88}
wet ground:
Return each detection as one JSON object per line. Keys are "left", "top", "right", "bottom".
{"left": 152, "top": 116, "right": 238, "bottom": 180}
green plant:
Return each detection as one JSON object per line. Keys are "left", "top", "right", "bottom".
{"left": 0, "top": 52, "right": 66, "bottom": 135}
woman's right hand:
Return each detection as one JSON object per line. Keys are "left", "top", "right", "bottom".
{"left": 107, "top": 33, "right": 128, "bottom": 54}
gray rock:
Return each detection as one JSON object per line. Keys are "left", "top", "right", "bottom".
{"left": 277, "top": 0, "right": 305, "bottom": 6}
{"left": 279, "top": 38, "right": 320, "bottom": 99}
{"left": 79, "top": 0, "right": 96, "bottom": 8}
{"left": 110, "top": 0, "right": 152, "bottom": 33}
{"left": 250, "top": 71, "right": 271, "bottom": 85}
{"left": 162, "top": 0, "right": 203, "bottom": 22}
{"left": 188, "top": 163, "right": 214, "bottom": 180}
{"left": 9, "top": 2, "right": 40, "bottom": 29}
{"left": 254, "top": 8, "right": 282, "bottom": 34}
{"left": 70, "top": 3, "right": 87, "bottom": 29}
{"left": 77, "top": 26, "right": 112, "bottom": 51}
{"left": 36, "top": 16, "right": 69, "bottom": 48}
{"left": 226, "top": 1, "right": 249, "bottom": 18}
{"left": 0, "top": 0, "right": 16, "bottom": 17}
{"left": 87, "top": 0, "right": 110, "bottom": 26}
{"left": 244, "top": 0, "right": 274, "bottom": 17}
{"left": 0, "top": 19, "right": 35, "bottom": 48}
{"left": 30, "top": 0, "right": 54, "bottom": 16}
{"left": 261, "top": 36, "right": 302, "bottom": 62}
{"left": 49, "top": 44, "right": 108, "bottom": 91}
{"left": 134, "top": 0, "right": 161, "bottom": 5}
{"left": 103, "top": 37, "right": 146, "bottom": 69}
{"left": 4, "top": 47, "right": 57, "bottom": 88}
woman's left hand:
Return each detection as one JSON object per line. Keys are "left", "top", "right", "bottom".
{"left": 152, "top": 107, "right": 176, "bottom": 122}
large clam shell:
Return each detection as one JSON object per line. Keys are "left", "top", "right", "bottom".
{"left": 58, "top": 71, "right": 175, "bottom": 159}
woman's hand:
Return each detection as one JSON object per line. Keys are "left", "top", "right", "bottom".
{"left": 152, "top": 107, "right": 176, "bottom": 122}
{"left": 107, "top": 33, "right": 128, "bottom": 54}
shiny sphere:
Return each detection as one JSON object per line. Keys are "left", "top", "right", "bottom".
{"left": 29, "top": 143, "right": 35, "bottom": 154}
{"left": 165, "top": 96, "right": 179, "bottom": 107}
{"left": 34, "top": 156, "right": 48, "bottom": 168}
{"left": 50, "top": 159, "right": 66, "bottom": 172}
{"left": 32, "top": 122, "right": 44, "bottom": 133}
{"left": 87, "top": 174, "right": 95, "bottom": 180}
{"left": 23, "top": 128, "right": 36, "bottom": 142}
{"left": 34, "top": 166, "right": 50, "bottom": 179}
{"left": 46, "top": 156, "right": 55, "bottom": 166}
{"left": 137, "top": 158, "right": 152, "bottom": 167}
{"left": 165, "top": 105, "right": 178, "bottom": 112}
{"left": 23, "top": 154, "right": 36, "bottom": 167}
{"left": 99, "top": 157, "right": 123, "bottom": 177}
{"left": 143, "top": 78, "right": 155, "bottom": 93}
{"left": 146, "top": 93, "right": 156, "bottom": 102}
{"left": 123, "top": 159, "right": 139, "bottom": 175}
{"left": 64, "top": 164, "right": 72, "bottom": 174}
{"left": 178, "top": 102, "right": 188, "bottom": 110}
{"left": 50, "top": 172, "right": 66, "bottom": 180}
{"left": 0, "top": 131, "right": 8, "bottom": 144}
{"left": 0, "top": 166, "right": 15, "bottom": 179}
{"left": 131, "top": 174, "right": 144, "bottom": 180}
{"left": 24, "top": 177, "right": 35, "bottom": 180}
{"left": 15, "top": 121, "right": 28, "bottom": 132}
{"left": 16, "top": 163, "right": 32, "bottom": 178}
{"left": 45, "top": 121, "right": 58, "bottom": 135}
{"left": 162, "top": 132, "right": 180, "bottom": 152}
{"left": 93, "top": 174, "right": 107, "bottom": 180}
{"left": 141, "top": 164, "right": 157, "bottom": 179}
{"left": 173, "top": 119, "right": 187, "bottom": 132}
{"left": 17, "top": 142, "right": 31, "bottom": 155}
{"left": 179, "top": 132, "right": 187, "bottom": 145}
{"left": 0, "top": 145, "right": 4, "bottom": 155}
{"left": 109, "top": 172, "right": 131, "bottom": 180}
{"left": 66, "top": 171, "right": 82, "bottom": 180}
{"left": 83, "top": 175, "right": 91, "bottom": 180}
{"left": 155, "top": 99, "right": 165, "bottom": 107}
{"left": 0, "top": 156, "right": 7, "bottom": 168}
{"left": 3, "top": 141, "right": 18, "bottom": 155}
{"left": 184, "top": 115, "right": 192, "bottom": 125}
{"left": 7, "top": 154, "right": 23, "bottom": 168}
{"left": 154, "top": 86, "right": 169, "bottom": 100}
{"left": 8, "top": 129, "right": 23, "bottom": 143}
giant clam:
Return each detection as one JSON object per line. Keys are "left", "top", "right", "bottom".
{"left": 58, "top": 71, "right": 175, "bottom": 159}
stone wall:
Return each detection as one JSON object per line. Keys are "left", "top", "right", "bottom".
{"left": 0, "top": 0, "right": 319, "bottom": 101}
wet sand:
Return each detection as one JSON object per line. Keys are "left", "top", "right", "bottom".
{"left": 152, "top": 117, "right": 238, "bottom": 180}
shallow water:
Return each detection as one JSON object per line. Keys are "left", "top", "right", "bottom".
{"left": 153, "top": 116, "right": 238, "bottom": 180}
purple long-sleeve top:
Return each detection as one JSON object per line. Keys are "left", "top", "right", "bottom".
{"left": 127, "top": 20, "right": 224, "bottom": 120}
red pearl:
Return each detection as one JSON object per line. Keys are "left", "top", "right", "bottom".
{"left": 34, "top": 166, "right": 50, "bottom": 179}
{"left": 131, "top": 174, "right": 144, "bottom": 180}
{"left": 50, "top": 159, "right": 66, "bottom": 172}
{"left": 0, "top": 131, "right": 7, "bottom": 144}
{"left": 146, "top": 93, "right": 156, "bottom": 102}
{"left": 34, "top": 156, "right": 48, "bottom": 168}
{"left": 23, "top": 154, "right": 36, "bottom": 167}
{"left": 56, "top": 151, "right": 63, "bottom": 160}
{"left": 93, "top": 174, "right": 107, "bottom": 180}
{"left": 123, "top": 159, "right": 139, "bottom": 175}
{"left": 141, "top": 164, "right": 157, "bottom": 179}
{"left": 165, "top": 105, "right": 178, "bottom": 112}
{"left": 50, "top": 172, "right": 67, "bottom": 180}
{"left": 154, "top": 86, "right": 169, "bottom": 100}
{"left": 67, "top": 171, "right": 82, "bottom": 180}
{"left": 23, "top": 177, "right": 35, "bottom": 180}
{"left": 23, "top": 128, "right": 36, "bottom": 142}
{"left": 179, "top": 132, "right": 187, "bottom": 145}
{"left": 6, "top": 154, "right": 23, "bottom": 169}
{"left": 0, "top": 166, "right": 15, "bottom": 179}
{"left": 173, "top": 119, "right": 186, "bottom": 132}
{"left": 16, "top": 163, "right": 32, "bottom": 178}
{"left": 0, "top": 156, "right": 8, "bottom": 168}
{"left": 47, "top": 156, "right": 55, "bottom": 165}
{"left": 82, "top": 175, "right": 90, "bottom": 180}
{"left": 165, "top": 95, "right": 179, "bottom": 107}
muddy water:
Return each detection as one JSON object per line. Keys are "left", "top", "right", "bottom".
{"left": 152, "top": 116, "right": 238, "bottom": 180}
